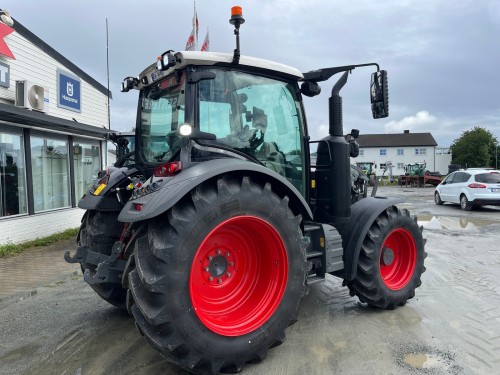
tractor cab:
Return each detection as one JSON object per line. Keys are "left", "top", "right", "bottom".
{"left": 122, "top": 54, "right": 307, "bottom": 195}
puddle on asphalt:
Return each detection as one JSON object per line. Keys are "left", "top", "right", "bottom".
{"left": 417, "top": 215, "right": 499, "bottom": 231}
{"left": 403, "top": 353, "right": 441, "bottom": 369}
{"left": 399, "top": 345, "right": 460, "bottom": 372}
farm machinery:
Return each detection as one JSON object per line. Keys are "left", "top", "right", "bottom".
{"left": 355, "top": 161, "right": 377, "bottom": 186}
{"left": 65, "top": 7, "right": 426, "bottom": 374}
{"left": 399, "top": 162, "right": 442, "bottom": 187}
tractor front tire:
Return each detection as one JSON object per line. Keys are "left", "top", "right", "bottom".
{"left": 368, "top": 175, "right": 376, "bottom": 186}
{"left": 128, "top": 175, "right": 309, "bottom": 374}
{"left": 79, "top": 210, "right": 127, "bottom": 309}
{"left": 348, "top": 206, "right": 426, "bottom": 309}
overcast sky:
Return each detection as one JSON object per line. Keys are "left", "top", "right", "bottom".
{"left": 3, "top": 0, "right": 500, "bottom": 146}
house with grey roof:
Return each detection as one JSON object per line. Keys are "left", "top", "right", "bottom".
{"left": 352, "top": 130, "right": 451, "bottom": 177}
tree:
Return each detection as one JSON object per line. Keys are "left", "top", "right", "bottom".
{"left": 450, "top": 126, "right": 498, "bottom": 168}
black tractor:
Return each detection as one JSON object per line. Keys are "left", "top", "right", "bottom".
{"left": 66, "top": 7, "right": 425, "bottom": 374}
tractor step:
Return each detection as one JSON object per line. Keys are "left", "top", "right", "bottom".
{"left": 305, "top": 222, "right": 344, "bottom": 273}
{"left": 306, "top": 251, "right": 323, "bottom": 259}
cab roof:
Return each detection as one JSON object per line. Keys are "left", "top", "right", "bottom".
{"left": 138, "top": 51, "right": 303, "bottom": 89}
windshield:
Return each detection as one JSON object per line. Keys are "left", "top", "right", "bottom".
{"left": 198, "top": 69, "right": 305, "bottom": 194}
{"left": 139, "top": 72, "right": 185, "bottom": 163}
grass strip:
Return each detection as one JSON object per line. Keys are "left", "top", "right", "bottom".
{"left": 0, "top": 228, "right": 78, "bottom": 258}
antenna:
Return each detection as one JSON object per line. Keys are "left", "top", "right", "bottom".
{"left": 106, "top": 18, "right": 111, "bottom": 130}
{"left": 229, "top": 6, "right": 245, "bottom": 64}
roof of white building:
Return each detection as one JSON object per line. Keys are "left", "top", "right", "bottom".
{"left": 358, "top": 132, "right": 437, "bottom": 148}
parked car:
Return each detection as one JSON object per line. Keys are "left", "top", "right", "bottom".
{"left": 434, "top": 169, "right": 500, "bottom": 210}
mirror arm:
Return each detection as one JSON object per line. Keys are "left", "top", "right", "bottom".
{"left": 303, "top": 63, "right": 380, "bottom": 83}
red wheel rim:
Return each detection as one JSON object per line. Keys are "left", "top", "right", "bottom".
{"left": 379, "top": 228, "right": 417, "bottom": 290}
{"left": 190, "top": 216, "right": 288, "bottom": 336}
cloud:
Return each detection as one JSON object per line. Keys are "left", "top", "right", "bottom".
{"left": 5, "top": 0, "right": 500, "bottom": 149}
{"left": 384, "top": 111, "right": 437, "bottom": 133}
{"left": 383, "top": 111, "right": 500, "bottom": 147}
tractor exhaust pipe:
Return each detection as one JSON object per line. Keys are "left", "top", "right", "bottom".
{"left": 315, "top": 71, "right": 352, "bottom": 225}
{"left": 329, "top": 71, "right": 349, "bottom": 136}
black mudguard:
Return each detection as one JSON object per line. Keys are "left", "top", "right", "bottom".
{"left": 78, "top": 166, "right": 139, "bottom": 211}
{"left": 118, "top": 158, "right": 313, "bottom": 223}
{"left": 335, "top": 196, "right": 404, "bottom": 281}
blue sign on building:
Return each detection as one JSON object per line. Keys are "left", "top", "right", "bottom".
{"left": 57, "top": 69, "right": 81, "bottom": 112}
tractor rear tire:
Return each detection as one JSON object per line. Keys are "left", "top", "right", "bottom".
{"left": 128, "top": 175, "right": 309, "bottom": 374}
{"left": 347, "top": 206, "right": 426, "bottom": 309}
{"left": 79, "top": 210, "right": 127, "bottom": 309}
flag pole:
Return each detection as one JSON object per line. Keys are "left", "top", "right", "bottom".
{"left": 194, "top": 2, "right": 197, "bottom": 50}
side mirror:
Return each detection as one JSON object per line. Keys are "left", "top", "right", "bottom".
{"left": 370, "top": 70, "right": 389, "bottom": 119}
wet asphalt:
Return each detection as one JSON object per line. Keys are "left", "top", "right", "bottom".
{"left": 0, "top": 185, "right": 499, "bottom": 375}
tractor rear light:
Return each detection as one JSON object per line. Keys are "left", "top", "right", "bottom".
{"left": 134, "top": 203, "right": 144, "bottom": 211}
{"left": 468, "top": 183, "right": 487, "bottom": 188}
{"left": 153, "top": 161, "right": 183, "bottom": 177}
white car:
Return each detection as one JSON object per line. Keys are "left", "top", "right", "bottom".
{"left": 434, "top": 169, "right": 500, "bottom": 210}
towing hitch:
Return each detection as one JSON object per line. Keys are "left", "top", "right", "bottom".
{"left": 65, "top": 241, "right": 127, "bottom": 285}
{"left": 64, "top": 246, "right": 88, "bottom": 263}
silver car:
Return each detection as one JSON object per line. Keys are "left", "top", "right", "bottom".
{"left": 434, "top": 169, "right": 500, "bottom": 210}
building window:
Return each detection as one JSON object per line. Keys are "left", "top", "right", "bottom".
{"left": 379, "top": 149, "right": 387, "bottom": 156}
{"left": 30, "top": 132, "right": 70, "bottom": 212}
{"left": 0, "top": 125, "right": 28, "bottom": 217}
{"left": 358, "top": 149, "right": 364, "bottom": 156}
{"left": 73, "top": 139, "right": 101, "bottom": 200}
{"left": 397, "top": 162, "right": 404, "bottom": 169}
{"left": 415, "top": 148, "right": 427, "bottom": 155}
{"left": 397, "top": 148, "right": 404, "bottom": 156}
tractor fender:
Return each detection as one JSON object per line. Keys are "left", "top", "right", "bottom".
{"left": 78, "top": 166, "right": 139, "bottom": 211}
{"left": 336, "top": 196, "right": 404, "bottom": 281}
{"left": 118, "top": 158, "right": 313, "bottom": 223}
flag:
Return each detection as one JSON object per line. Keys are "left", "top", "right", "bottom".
{"left": 185, "top": 29, "right": 195, "bottom": 51}
{"left": 201, "top": 29, "right": 210, "bottom": 52}
{"left": 185, "top": 3, "right": 198, "bottom": 51}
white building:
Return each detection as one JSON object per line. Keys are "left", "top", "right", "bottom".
{"left": 0, "top": 11, "right": 111, "bottom": 244}
{"left": 352, "top": 130, "right": 451, "bottom": 177}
